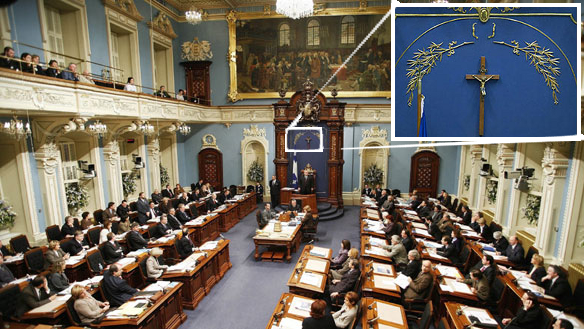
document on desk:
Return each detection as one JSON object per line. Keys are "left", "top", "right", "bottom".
{"left": 427, "top": 251, "right": 447, "bottom": 260}
{"left": 277, "top": 317, "right": 303, "bottom": 329}
{"left": 373, "top": 274, "right": 398, "bottom": 291}
{"left": 200, "top": 241, "right": 219, "bottom": 250}
{"left": 118, "top": 300, "right": 148, "bottom": 316}
{"left": 393, "top": 273, "right": 411, "bottom": 290}
{"left": 305, "top": 259, "right": 327, "bottom": 273}
{"left": 4, "top": 254, "right": 24, "bottom": 263}
{"left": 288, "top": 296, "right": 313, "bottom": 318}
{"left": 309, "top": 247, "right": 330, "bottom": 258}
{"left": 419, "top": 239, "right": 443, "bottom": 249}
{"left": 444, "top": 278, "right": 473, "bottom": 295}
{"left": 367, "top": 246, "right": 391, "bottom": 257}
{"left": 65, "top": 255, "right": 85, "bottom": 265}
{"left": 27, "top": 298, "right": 67, "bottom": 314}
{"left": 117, "top": 257, "right": 136, "bottom": 267}
{"left": 378, "top": 324, "right": 402, "bottom": 329}
{"left": 436, "top": 265, "right": 462, "bottom": 279}
{"left": 377, "top": 302, "right": 404, "bottom": 325}
{"left": 411, "top": 222, "right": 427, "bottom": 229}
{"left": 369, "top": 236, "right": 388, "bottom": 247}
{"left": 299, "top": 272, "right": 323, "bottom": 287}
{"left": 373, "top": 263, "right": 394, "bottom": 276}
{"left": 463, "top": 308, "right": 498, "bottom": 326}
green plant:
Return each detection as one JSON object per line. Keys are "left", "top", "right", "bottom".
{"left": 0, "top": 199, "right": 16, "bottom": 228}
{"left": 247, "top": 160, "right": 264, "bottom": 183}
{"left": 65, "top": 182, "right": 89, "bottom": 213}
{"left": 486, "top": 180, "right": 498, "bottom": 204}
{"left": 364, "top": 164, "right": 384, "bottom": 187}
{"left": 463, "top": 175, "right": 470, "bottom": 191}
{"left": 522, "top": 194, "right": 541, "bottom": 226}
{"left": 122, "top": 172, "right": 138, "bottom": 198}
{"left": 160, "top": 164, "right": 170, "bottom": 187}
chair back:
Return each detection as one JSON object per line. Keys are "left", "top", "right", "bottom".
{"left": 86, "top": 249, "right": 105, "bottom": 274}
{"left": 540, "top": 305, "right": 554, "bottom": 329}
{"left": 347, "top": 300, "right": 361, "bottom": 329}
{"left": 246, "top": 185, "right": 254, "bottom": 193}
{"left": 525, "top": 246, "right": 539, "bottom": 265}
{"left": 438, "top": 318, "right": 452, "bottom": 329}
{"left": 24, "top": 247, "right": 45, "bottom": 274}
{"left": 87, "top": 227, "right": 102, "bottom": 246}
{"left": 573, "top": 279, "right": 584, "bottom": 306}
{"left": 45, "top": 225, "right": 62, "bottom": 242}
{"left": 489, "top": 221, "right": 502, "bottom": 233}
{"left": 420, "top": 302, "right": 433, "bottom": 329}
{"left": 458, "top": 245, "right": 472, "bottom": 272}
{"left": 10, "top": 234, "right": 30, "bottom": 254}
{"left": 0, "top": 284, "right": 22, "bottom": 320}
{"left": 229, "top": 185, "right": 237, "bottom": 196}
{"left": 148, "top": 225, "right": 158, "bottom": 239}
{"left": 455, "top": 203, "right": 463, "bottom": 216}
{"left": 65, "top": 296, "right": 82, "bottom": 325}
{"left": 111, "top": 221, "right": 119, "bottom": 235}
{"left": 139, "top": 257, "right": 149, "bottom": 280}
{"left": 93, "top": 209, "right": 104, "bottom": 224}
{"left": 451, "top": 198, "right": 458, "bottom": 212}
{"left": 255, "top": 210, "right": 262, "bottom": 228}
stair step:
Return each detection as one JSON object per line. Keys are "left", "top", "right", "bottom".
{"left": 319, "top": 208, "right": 344, "bottom": 221}
{"left": 319, "top": 207, "right": 338, "bottom": 216}
{"left": 316, "top": 202, "right": 332, "bottom": 212}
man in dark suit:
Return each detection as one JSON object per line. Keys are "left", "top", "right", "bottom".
{"left": 404, "top": 260, "right": 434, "bottom": 299}
{"left": 502, "top": 291, "right": 543, "bottom": 329}
{"left": 116, "top": 200, "right": 130, "bottom": 219}
{"left": 269, "top": 175, "right": 281, "bottom": 206}
{"left": 260, "top": 203, "right": 276, "bottom": 227}
{"left": 362, "top": 184, "right": 372, "bottom": 197}
{"left": 0, "top": 47, "right": 17, "bottom": 70}
{"left": 206, "top": 194, "right": 220, "bottom": 212}
{"left": 151, "top": 189, "right": 162, "bottom": 204}
{"left": 299, "top": 171, "right": 315, "bottom": 195}
{"left": 492, "top": 231, "right": 509, "bottom": 253}
{"left": 18, "top": 276, "right": 56, "bottom": 316}
{"left": 102, "top": 264, "right": 137, "bottom": 307}
{"left": 438, "top": 190, "right": 452, "bottom": 209}
{"left": 135, "top": 192, "right": 150, "bottom": 225}
{"left": 60, "top": 63, "right": 78, "bottom": 81}
{"left": 167, "top": 208, "right": 182, "bottom": 230}
{"left": 498, "top": 235, "right": 525, "bottom": 265}
{"left": 376, "top": 189, "right": 388, "bottom": 206}
{"left": 178, "top": 192, "right": 189, "bottom": 205}
{"left": 461, "top": 205, "right": 472, "bottom": 225}
{"left": 126, "top": 223, "right": 148, "bottom": 251}
{"left": 410, "top": 194, "right": 421, "bottom": 211}
{"left": 146, "top": 201, "right": 159, "bottom": 222}
{"left": 255, "top": 182, "right": 263, "bottom": 203}
{"left": 540, "top": 265, "right": 573, "bottom": 307}
{"left": 176, "top": 204, "right": 191, "bottom": 224}
{"left": 193, "top": 179, "right": 204, "bottom": 191}
{"left": 476, "top": 218, "right": 493, "bottom": 242}
{"left": 474, "top": 254, "right": 497, "bottom": 285}
{"left": 416, "top": 200, "right": 432, "bottom": 219}
{"left": 402, "top": 250, "right": 422, "bottom": 279}
{"left": 162, "top": 184, "right": 174, "bottom": 199}
{"left": 288, "top": 199, "right": 301, "bottom": 212}
{"left": 0, "top": 255, "right": 15, "bottom": 287}
{"left": 329, "top": 259, "right": 360, "bottom": 301}
{"left": 153, "top": 215, "right": 172, "bottom": 239}
{"left": 102, "top": 202, "right": 118, "bottom": 222}
{"left": 437, "top": 236, "right": 460, "bottom": 264}
{"left": 102, "top": 233, "right": 123, "bottom": 264}
{"left": 177, "top": 228, "right": 195, "bottom": 259}
{"left": 65, "top": 231, "right": 85, "bottom": 256}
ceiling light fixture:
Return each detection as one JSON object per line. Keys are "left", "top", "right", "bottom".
{"left": 185, "top": 7, "right": 203, "bottom": 25}
{"left": 276, "top": 0, "right": 314, "bottom": 19}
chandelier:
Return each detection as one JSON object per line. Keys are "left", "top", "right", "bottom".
{"left": 137, "top": 121, "right": 155, "bottom": 136}
{"left": 87, "top": 120, "right": 107, "bottom": 138}
{"left": 185, "top": 7, "right": 203, "bottom": 25}
{"left": 2, "top": 116, "right": 31, "bottom": 140}
{"left": 177, "top": 122, "right": 191, "bottom": 136}
{"left": 276, "top": 0, "right": 314, "bottom": 19}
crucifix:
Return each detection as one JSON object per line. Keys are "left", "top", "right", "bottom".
{"left": 305, "top": 136, "right": 312, "bottom": 149}
{"left": 465, "top": 56, "right": 499, "bottom": 136}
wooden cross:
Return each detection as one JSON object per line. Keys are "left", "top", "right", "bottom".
{"left": 465, "top": 56, "right": 499, "bottom": 136}
{"left": 305, "top": 136, "right": 312, "bottom": 149}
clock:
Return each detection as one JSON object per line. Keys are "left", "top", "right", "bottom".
{"left": 202, "top": 134, "right": 218, "bottom": 149}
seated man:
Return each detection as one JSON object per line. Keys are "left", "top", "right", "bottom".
{"left": 501, "top": 291, "right": 542, "bottom": 329}
{"left": 329, "top": 259, "right": 360, "bottom": 303}
{"left": 60, "top": 63, "right": 79, "bottom": 81}
{"left": 206, "top": 193, "right": 220, "bottom": 212}
{"left": 260, "top": 203, "right": 276, "bottom": 227}
{"left": 497, "top": 235, "right": 525, "bottom": 265}
{"left": 102, "top": 233, "right": 123, "bottom": 264}
{"left": 151, "top": 189, "right": 162, "bottom": 205}
{"left": 458, "top": 270, "right": 490, "bottom": 301}
{"left": 102, "top": 264, "right": 137, "bottom": 307}
{"left": 553, "top": 319, "right": 574, "bottom": 329}
{"left": 382, "top": 235, "right": 408, "bottom": 268}
{"left": 288, "top": 199, "right": 301, "bottom": 213}
{"left": 65, "top": 231, "right": 86, "bottom": 256}
{"left": 404, "top": 260, "right": 433, "bottom": 299}
{"left": 18, "top": 276, "right": 56, "bottom": 315}
{"left": 126, "top": 222, "right": 148, "bottom": 251}
{"left": 471, "top": 254, "right": 497, "bottom": 285}
{"left": 540, "top": 265, "right": 573, "bottom": 307}
{"left": 0, "top": 255, "right": 15, "bottom": 287}
{"left": 153, "top": 215, "right": 172, "bottom": 239}
{"left": 178, "top": 192, "right": 189, "bottom": 205}
{"left": 436, "top": 235, "right": 460, "bottom": 264}
{"left": 167, "top": 208, "right": 182, "bottom": 230}
{"left": 176, "top": 203, "right": 192, "bottom": 224}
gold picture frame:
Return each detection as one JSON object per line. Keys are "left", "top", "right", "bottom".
{"left": 226, "top": 6, "right": 391, "bottom": 102}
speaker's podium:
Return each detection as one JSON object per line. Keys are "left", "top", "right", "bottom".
{"left": 280, "top": 166, "right": 317, "bottom": 214}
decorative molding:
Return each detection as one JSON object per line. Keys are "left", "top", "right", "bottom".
{"left": 181, "top": 37, "right": 213, "bottom": 61}
{"left": 34, "top": 142, "right": 60, "bottom": 175}
{"left": 201, "top": 134, "right": 219, "bottom": 150}
{"left": 542, "top": 144, "right": 570, "bottom": 185}
{"left": 103, "top": 140, "right": 121, "bottom": 165}
{"left": 241, "top": 125, "right": 269, "bottom": 188}
{"left": 470, "top": 144, "right": 484, "bottom": 165}
{"left": 361, "top": 125, "right": 387, "bottom": 139}
{"left": 243, "top": 124, "right": 266, "bottom": 138}
{"left": 496, "top": 143, "right": 515, "bottom": 171}
{"left": 358, "top": 126, "right": 390, "bottom": 191}
{"left": 147, "top": 12, "right": 177, "bottom": 39}
{"left": 414, "top": 142, "right": 437, "bottom": 154}
{"left": 102, "top": 0, "right": 143, "bottom": 22}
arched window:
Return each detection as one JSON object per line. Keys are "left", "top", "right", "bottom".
{"left": 279, "top": 23, "right": 290, "bottom": 47}
{"left": 340, "top": 16, "right": 355, "bottom": 44}
{"left": 307, "top": 19, "right": 320, "bottom": 46}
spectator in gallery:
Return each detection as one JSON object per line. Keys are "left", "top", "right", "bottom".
{"left": 20, "top": 53, "right": 34, "bottom": 73}
{"left": 124, "top": 77, "right": 137, "bottom": 92}
{"left": 31, "top": 54, "right": 44, "bottom": 75}
{"left": 78, "top": 70, "right": 94, "bottom": 84}
{"left": 60, "top": 62, "right": 79, "bottom": 81}
{"left": 0, "top": 46, "right": 17, "bottom": 70}
{"left": 155, "top": 85, "right": 170, "bottom": 98}
{"left": 45, "top": 60, "right": 60, "bottom": 78}
{"left": 176, "top": 89, "right": 185, "bottom": 100}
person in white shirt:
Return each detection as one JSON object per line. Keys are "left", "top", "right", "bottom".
{"left": 332, "top": 291, "right": 359, "bottom": 328}
{"left": 176, "top": 89, "right": 185, "bottom": 100}
{"left": 123, "top": 77, "right": 137, "bottom": 92}
{"left": 99, "top": 220, "right": 113, "bottom": 244}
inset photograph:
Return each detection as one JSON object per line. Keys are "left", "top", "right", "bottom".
{"left": 392, "top": 5, "right": 580, "bottom": 139}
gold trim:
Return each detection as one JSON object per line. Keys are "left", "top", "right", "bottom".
{"left": 472, "top": 23, "right": 478, "bottom": 40}
{"left": 488, "top": 23, "right": 496, "bottom": 39}
{"left": 227, "top": 7, "right": 392, "bottom": 102}
{"left": 395, "top": 12, "right": 577, "bottom": 25}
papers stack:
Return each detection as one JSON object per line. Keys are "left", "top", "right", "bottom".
{"left": 200, "top": 241, "right": 219, "bottom": 251}
{"left": 463, "top": 308, "right": 498, "bottom": 327}
{"left": 377, "top": 302, "right": 405, "bottom": 326}
{"left": 4, "top": 254, "right": 24, "bottom": 263}
{"left": 65, "top": 255, "right": 85, "bottom": 265}
{"left": 367, "top": 246, "right": 391, "bottom": 257}
{"left": 427, "top": 251, "right": 447, "bottom": 260}
{"left": 413, "top": 228, "right": 432, "bottom": 237}
{"left": 369, "top": 236, "right": 388, "bottom": 247}
{"left": 288, "top": 296, "right": 313, "bottom": 318}
{"left": 373, "top": 274, "right": 398, "bottom": 290}
{"left": 276, "top": 317, "right": 303, "bottom": 329}
{"left": 418, "top": 239, "right": 443, "bottom": 249}
{"left": 393, "top": 273, "right": 411, "bottom": 289}
{"left": 373, "top": 263, "right": 394, "bottom": 276}
{"left": 436, "top": 264, "right": 462, "bottom": 279}
{"left": 117, "top": 257, "right": 136, "bottom": 267}
{"left": 305, "top": 259, "right": 327, "bottom": 273}
{"left": 299, "top": 272, "right": 323, "bottom": 287}
{"left": 154, "top": 235, "right": 175, "bottom": 244}
{"left": 308, "top": 247, "right": 330, "bottom": 258}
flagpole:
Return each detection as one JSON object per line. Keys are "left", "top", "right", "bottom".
{"left": 417, "top": 77, "right": 422, "bottom": 137}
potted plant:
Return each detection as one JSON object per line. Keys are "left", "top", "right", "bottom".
{"left": 247, "top": 160, "right": 264, "bottom": 183}
{"left": 522, "top": 194, "right": 541, "bottom": 225}
{"left": 122, "top": 172, "right": 138, "bottom": 198}
{"left": 0, "top": 199, "right": 16, "bottom": 229}
{"left": 364, "top": 164, "right": 384, "bottom": 187}
{"left": 65, "top": 182, "right": 89, "bottom": 215}
{"left": 160, "top": 163, "right": 170, "bottom": 187}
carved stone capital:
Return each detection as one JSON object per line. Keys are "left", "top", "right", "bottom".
{"left": 35, "top": 142, "right": 60, "bottom": 175}
{"left": 470, "top": 144, "right": 484, "bottom": 165}
{"left": 147, "top": 138, "right": 160, "bottom": 163}
{"left": 496, "top": 143, "right": 515, "bottom": 171}
{"left": 361, "top": 125, "right": 387, "bottom": 139}
{"left": 243, "top": 124, "right": 266, "bottom": 138}
{"left": 103, "top": 140, "right": 120, "bottom": 166}
{"left": 541, "top": 145, "right": 570, "bottom": 185}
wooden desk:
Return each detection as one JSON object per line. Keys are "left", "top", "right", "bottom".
{"left": 361, "top": 235, "right": 392, "bottom": 263}
{"left": 235, "top": 192, "right": 257, "bottom": 219}
{"left": 287, "top": 250, "right": 330, "bottom": 298}
{"left": 445, "top": 301, "right": 502, "bottom": 329}
{"left": 499, "top": 272, "right": 563, "bottom": 313}
{"left": 216, "top": 204, "right": 238, "bottom": 232}
{"left": 301, "top": 245, "right": 332, "bottom": 260}
{"left": 5, "top": 257, "right": 27, "bottom": 279}
{"left": 361, "top": 297, "right": 408, "bottom": 329}
{"left": 121, "top": 253, "right": 148, "bottom": 290}
{"left": 469, "top": 243, "right": 515, "bottom": 269}
{"left": 160, "top": 239, "right": 231, "bottom": 310}
{"left": 265, "top": 293, "right": 315, "bottom": 329}
{"left": 253, "top": 222, "right": 302, "bottom": 262}
{"left": 65, "top": 257, "right": 90, "bottom": 282}
{"left": 185, "top": 214, "right": 219, "bottom": 246}
{"left": 148, "top": 236, "right": 180, "bottom": 264}
{"left": 361, "top": 261, "right": 401, "bottom": 302}
{"left": 99, "top": 281, "right": 187, "bottom": 329}
{"left": 433, "top": 277, "right": 479, "bottom": 318}
{"left": 360, "top": 221, "right": 386, "bottom": 239}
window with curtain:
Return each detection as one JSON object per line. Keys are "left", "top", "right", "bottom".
{"left": 45, "top": 5, "right": 65, "bottom": 67}
{"left": 279, "top": 23, "right": 290, "bottom": 47}
{"left": 340, "top": 16, "right": 355, "bottom": 45}
{"left": 307, "top": 19, "right": 320, "bottom": 47}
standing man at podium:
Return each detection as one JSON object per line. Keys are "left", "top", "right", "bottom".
{"left": 299, "top": 170, "right": 315, "bottom": 195}
{"left": 269, "top": 175, "right": 281, "bottom": 207}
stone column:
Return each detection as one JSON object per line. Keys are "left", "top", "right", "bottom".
{"left": 103, "top": 140, "right": 124, "bottom": 202}
{"left": 536, "top": 143, "right": 570, "bottom": 258}
{"left": 467, "top": 144, "right": 484, "bottom": 208}
{"left": 494, "top": 144, "right": 515, "bottom": 226}
{"left": 34, "top": 142, "right": 67, "bottom": 226}
{"left": 147, "top": 138, "right": 161, "bottom": 192}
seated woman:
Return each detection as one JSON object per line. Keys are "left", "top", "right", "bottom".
{"left": 501, "top": 291, "right": 542, "bottom": 329}
{"left": 158, "top": 197, "right": 170, "bottom": 215}
{"left": 302, "top": 299, "right": 336, "bottom": 329}
{"left": 47, "top": 261, "right": 69, "bottom": 294}
{"left": 44, "top": 240, "right": 70, "bottom": 270}
{"left": 332, "top": 291, "right": 359, "bottom": 329}
{"left": 123, "top": 77, "right": 137, "bottom": 92}
{"left": 72, "top": 284, "right": 110, "bottom": 324}
{"left": 99, "top": 220, "right": 112, "bottom": 244}
{"left": 330, "top": 248, "right": 359, "bottom": 281}
{"left": 146, "top": 247, "right": 168, "bottom": 279}
{"left": 79, "top": 212, "right": 93, "bottom": 230}
{"left": 451, "top": 228, "right": 464, "bottom": 254}
{"left": 177, "top": 228, "right": 197, "bottom": 259}
{"left": 330, "top": 239, "right": 351, "bottom": 270}
{"left": 525, "top": 254, "right": 546, "bottom": 285}
{"left": 20, "top": 53, "right": 34, "bottom": 73}
{"left": 61, "top": 216, "right": 77, "bottom": 238}
{"left": 117, "top": 215, "right": 131, "bottom": 234}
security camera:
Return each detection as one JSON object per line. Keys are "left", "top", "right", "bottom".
{"left": 504, "top": 171, "right": 522, "bottom": 179}
{"left": 132, "top": 154, "right": 144, "bottom": 169}
{"left": 514, "top": 176, "right": 530, "bottom": 192}
{"left": 77, "top": 161, "right": 97, "bottom": 179}
{"left": 479, "top": 163, "right": 492, "bottom": 177}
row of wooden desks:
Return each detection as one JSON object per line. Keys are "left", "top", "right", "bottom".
{"left": 253, "top": 220, "right": 302, "bottom": 262}
{"left": 286, "top": 245, "right": 332, "bottom": 298}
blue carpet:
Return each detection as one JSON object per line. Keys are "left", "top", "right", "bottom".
{"left": 181, "top": 204, "right": 362, "bottom": 329}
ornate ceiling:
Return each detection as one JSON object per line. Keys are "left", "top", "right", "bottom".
{"left": 164, "top": 0, "right": 358, "bottom": 11}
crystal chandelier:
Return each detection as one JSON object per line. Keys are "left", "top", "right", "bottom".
{"left": 177, "top": 122, "right": 191, "bottom": 136}
{"left": 2, "top": 116, "right": 31, "bottom": 140}
{"left": 276, "top": 0, "right": 314, "bottom": 19}
{"left": 137, "top": 121, "right": 155, "bottom": 136}
{"left": 87, "top": 120, "right": 107, "bottom": 138}
{"left": 185, "top": 7, "right": 203, "bottom": 25}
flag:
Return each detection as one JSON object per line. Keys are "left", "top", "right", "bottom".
{"left": 419, "top": 95, "right": 428, "bottom": 137}
{"left": 292, "top": 152, "right": 298, "bottom": 189}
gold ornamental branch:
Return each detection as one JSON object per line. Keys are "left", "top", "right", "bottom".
{"left": 493, "top": 40, "right": 560, "bottom": 104}
{"left": 406, "top": 40, "right": 474, "bottom": 107}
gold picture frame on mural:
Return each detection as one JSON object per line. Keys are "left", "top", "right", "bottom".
{"left": 226, "top": 7, "right": 391, "bottom": 102}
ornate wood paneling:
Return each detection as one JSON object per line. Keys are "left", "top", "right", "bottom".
{"left": 198, "top": 148, "right": 223, "bottom": 190}
{"left": 181, "top": 61, "right": 212, "bottom": 106}
{"left": 409, "top": 150, "right": 440, "bottom": 200}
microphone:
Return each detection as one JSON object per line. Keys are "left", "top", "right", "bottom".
{"left": 464, "top": 321, "right": 477, "bottom": 329}
{"left": 366, "top": 260, "right": 374, "bottom": 267}
{"left": 219, "top": 234, "right": 226, "bottom": 240}
{"left": 367, "top": 315, "right": 379, "bottom": 324}
{"left": 280, "top": 295, "right": 289, "bottom": 305}
{"left": 368, "top": 301, "right": 377, "bottom": 310}
{"left": 273, "top": 310, "right": 284, "bottom": 323}
{"left": 456, "top": 305, "right": 469, "bottom": 316}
